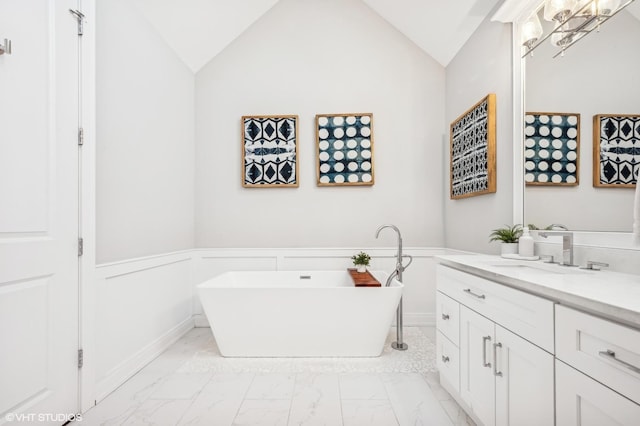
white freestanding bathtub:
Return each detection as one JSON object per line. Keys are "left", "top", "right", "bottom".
{"left": 197, "top": 270, "right": 403, "bottom": 357}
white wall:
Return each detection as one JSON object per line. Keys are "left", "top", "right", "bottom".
{"left": 444, "top": 14, "right": 514, "bottom": 254}
{"left": 525, "top": 11, "right": 640, "bottom": 232}
{"left": 96, "top": 0, "right": 195, "bottom": 263}
{"left": 194, "top": 0, "right": 445, "bottom": 249}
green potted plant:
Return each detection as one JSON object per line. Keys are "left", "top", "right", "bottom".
{"left": 351, "top": 251, "right": 371, "bottom": 273}
{"left": 489, "top": 224, "right": 523, "bottom": 256}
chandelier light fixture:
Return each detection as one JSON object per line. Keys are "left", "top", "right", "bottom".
{"left": 522, "top": 0, "right": 634, "bottom": 57}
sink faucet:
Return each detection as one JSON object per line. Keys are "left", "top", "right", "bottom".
{"left": 538, "top": 231, "right": 577, "bottom": 267}
{"left": 375, "top": 224, "right": 413, "bottom": 351}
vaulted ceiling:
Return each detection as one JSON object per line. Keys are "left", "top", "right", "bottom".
{"left": 132, "top": 0, "right": 501, "bottom": 73}
{"left": 132, "top": 0, "right": 640, "bottom": 73}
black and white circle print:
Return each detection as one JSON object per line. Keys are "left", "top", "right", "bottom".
{"left": 524, "top": 113, "right": 579, "bottom": 185}
{"left": 451, "top": 100, "right": 490, "bottom": 197}
{"left": 317, "top": 114, "right": 373, "bottom": 185}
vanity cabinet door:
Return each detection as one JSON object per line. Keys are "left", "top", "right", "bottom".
{"left": 556, "top": 360, "right": 640, "bottom": 426}
{"left": 460, "top": 306, "right": 495, "bottom": 426}
{"left": 437, "top": 330, "right": 460, "bottom": 393}
{"left": 494, "top": 325, "right": 554, "bottom": 426}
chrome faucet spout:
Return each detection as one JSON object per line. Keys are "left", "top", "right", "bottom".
{"left": 538, "top": 231, "right": 576, "bottom": 266}
{"left": 385, "top": 269, "right": 399, "bottom": 287}
{"left": 375, "top": 224, "right": 403, "bottom": 270}
{"left": 549, "top": 224, "right": 569, "bottom": 230}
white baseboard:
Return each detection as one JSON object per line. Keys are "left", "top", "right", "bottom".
{"left": 193, "top": 313, "right": 209, "bottom": 328}
{"left": 95, "top": 317, "right": 194, "bottom": 402}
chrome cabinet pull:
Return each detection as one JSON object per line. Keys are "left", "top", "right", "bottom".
{"left": 599, "top": 350, "right": 640, "bottom": 374}
{"left": 442, "top": 355, "right": 450, "bottom": 363}
{"left": 441, "top": 313, "right": 450, "bottom": 320}
{"left": 482, "top": 336, "right": 492, "bottom": 368}
{"left": 493, "top": 342, "right": 503, "bottom": 377}
{"left": 464, "top": 288, "right": 486, "bottom": 299}
{"left": 0, "top": 38, "right": 11, "bottom": 55}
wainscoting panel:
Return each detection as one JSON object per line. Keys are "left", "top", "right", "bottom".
{"left": 92, "top": 247, "right": 454, "bottom": 403}
{"left": 192, "top": 248, "right": 445, "bottom": 328}
{"left": 94, "top": 252, "right": 194, "bottom": 402}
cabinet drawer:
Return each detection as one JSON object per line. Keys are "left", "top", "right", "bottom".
{"left": 556, "top": 305, "right": 640, "bottom": 404}
{"left": 436, "top": 265, "right": 554, "bottom": 353}
{"left": 436, "top": 330, "right": 459, "bottom": 394}
{"left": 436, "top": 291, "right": 459, "bottom": 345}
{"left": 556, "top": 360, "right": 640, "bottom": 425}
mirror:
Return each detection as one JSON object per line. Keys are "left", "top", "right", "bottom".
{"left": 523, "top": 2, "right": 640, "bottom": 232}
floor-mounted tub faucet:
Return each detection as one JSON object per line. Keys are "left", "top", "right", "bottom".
{"left": 375, "top": 224, "right": 413, "bottom": 351}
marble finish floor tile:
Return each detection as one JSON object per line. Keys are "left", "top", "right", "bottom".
{"left": 177, "top": 373, "right": 254, "bottom": 425}
{"left": 381, "top": 373, "right": 452, "bottom": 426}
{"left": 121, "top": 399, "right": 193, "bottom": 425}
{"left": 338, "top": 373, "right": 388, "bottom": 400}
{"left": 288, "top": 373, "right": 342, "bottom": 426}
{"left": 82, "top": 327, "right": 469, "bottom": 426}
{"left": 245, "top": 373, "right": 297, "bottom": 400}
{"left": 341, "top": 400, "right": 399, "bottom": 426}
{"left": 148, "top": 372, "right": 212, "bottom": 400}
{"left": 232, "top": 399, "right": 291, "bottom": 426}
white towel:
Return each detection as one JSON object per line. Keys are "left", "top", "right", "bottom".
{"left": 635, "top": 168, "right": 640, "bottom": 245}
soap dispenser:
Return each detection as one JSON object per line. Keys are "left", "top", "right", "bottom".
{"left": 519, "top": 227, "right": 534, "bottom": 257}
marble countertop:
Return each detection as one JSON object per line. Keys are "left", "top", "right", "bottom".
{"left": 435, "top": 255, "right": 640, "bottom": 329}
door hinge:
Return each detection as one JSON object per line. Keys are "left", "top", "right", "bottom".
{"left": 78, "top": 238, "right": 84, "bottom": 257}
{"left": 78, "top": 127, "right": 84, "bottom": 146}
{"left": 78, "top": 349, "right": 84, "bottom": 368}
{"left": 69, "top": 9, "right": 85, "bottom": 36}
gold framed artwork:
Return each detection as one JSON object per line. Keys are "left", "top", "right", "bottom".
{"left": 449, "top": 94, "right": 497, "bottom": 199}
{"left": 524, "top": 112, "right": 580, "bottom": 186}
{"left": 241, "top": 115, "right": 299, "bottom": 188}
{"left": 316, "top": 113, "right": 374, "bottom": 186}
{"left": 593, "top": 114, "right": 640, "bottom": 188}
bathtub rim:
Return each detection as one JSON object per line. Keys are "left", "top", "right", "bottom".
{"left": 196, "top": 269, "right": 403, "bottom": 289}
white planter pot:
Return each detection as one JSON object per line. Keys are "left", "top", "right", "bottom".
{"left": 501, "top": 243, "right": 519, "bottom": 256}
{"left": 356, "top": 264, "right": 367, "bottom": 273}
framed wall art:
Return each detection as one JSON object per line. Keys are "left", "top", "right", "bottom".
{"left": 316, "top": 113, "right": 374, "bottom": 186}
{"left": 449, "top": 94, "right": 496, "bottom": 199}
{"left": 593, "top": 114, "right": 640, "bottom": 188}
{"left": 524, "top": 112, "right": 580, "bottom": 186}
{"left": 242, "top": 115, "right": 298, "bottom": 188}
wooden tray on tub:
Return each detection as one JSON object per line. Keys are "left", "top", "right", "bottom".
{"left": 347, "top": 268, "right": 381, "bottom": 287}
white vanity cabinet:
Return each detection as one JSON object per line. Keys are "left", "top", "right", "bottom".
{"left": 555, "top": 305, "right": 640, "bottom": 425}
{"left": 436, "top": 255, "right": 640, "bottom": 426}
{"left": 437, "top": 265, "right": 555, "bottom": 426}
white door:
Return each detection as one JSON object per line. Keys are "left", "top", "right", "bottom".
{"left": 0, "top": 0, "right": 80, "bottom": 423}
{"left": 494, "top": 325, "right": 554, "bottom": 426}
{"left": 460, "top": 306, "right": 495, "bottom": 426}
